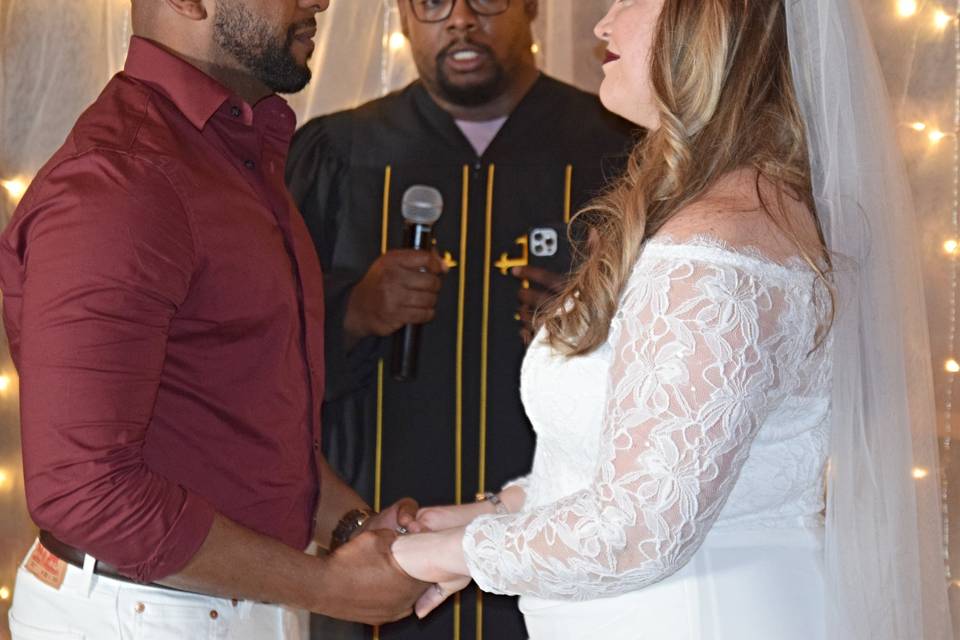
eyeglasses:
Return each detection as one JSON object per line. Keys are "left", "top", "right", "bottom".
{"left": 409, "top": 0, "right": 511, "bottom": 24}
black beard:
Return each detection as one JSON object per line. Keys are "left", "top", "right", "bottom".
{"left": 434, "top": 43, "right": 508, "bottom": 107}
{"left": 214, "top": 0, "right": 313, "bottom": 94}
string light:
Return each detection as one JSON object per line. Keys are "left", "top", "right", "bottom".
{"left": 946, "top": 238, "right": 960, "bottom": 254}
{"left": 936, "top": 9, "right": 956, "bottom": 31}
{"left": 1, "top": 177, "right": 28, "bottom": 204}
{"left": 898, "top": 0, "right": 919, "bottom": 18}
{"left": 0, "top": 469, "right": 10, "bottom": 493}
{"left": 914, "top": 467, "right": 932, "bottom": 479}
{"left": 947, "top": 359, "right": 960, "bottom": 373}
{"left": 0, "top": 587, "right": 9, "bottom": 601}
{"left": 388, "top": 32, "right": 406, "bottom": 52}
{"left": 930, "top": 128, "right": 949, "bottom": 143}
{"left": 911, "top": 121, "right": 929, "bottom": 130}
{"left": 531, "top": 43, "right": 540, "bottom": 55}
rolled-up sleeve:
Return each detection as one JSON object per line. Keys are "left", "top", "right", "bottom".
{"left": 2, "top": 152, "right": 216, "bottom": 583}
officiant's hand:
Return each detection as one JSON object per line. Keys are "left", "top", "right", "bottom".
{"left": 513, "top": 265, "right": 565, "bottom": 344}
{"left": 345, "top": 250, "right": 448, "bottom": 343}
{"left": 391, "top": 528, "right": 472, "bottom": 618}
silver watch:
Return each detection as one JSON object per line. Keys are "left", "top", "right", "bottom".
{"left": 476, "top": 491, "right": 509, "bottom": 515}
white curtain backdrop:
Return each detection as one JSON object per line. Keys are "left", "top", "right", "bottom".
{"left": 0, "top": 1, "right": 957, "bottom": 638}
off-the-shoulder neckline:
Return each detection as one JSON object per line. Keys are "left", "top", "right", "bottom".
{"left": 642, "top": 234, "right": 822, "bottom": 279}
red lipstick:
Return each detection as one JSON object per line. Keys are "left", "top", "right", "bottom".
{"left": 603, "top": 50, "right": 621, "bottom": 65}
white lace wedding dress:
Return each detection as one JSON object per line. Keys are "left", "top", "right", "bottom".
{"left": 463, "top": 238, "right": 832, "bottom": 639}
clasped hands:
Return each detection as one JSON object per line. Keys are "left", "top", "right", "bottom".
{"left": 393, "top": 499, "right": 506, "bottom": 618}
{"left": 343, "top": 497, "right": 502, "bottom": 621}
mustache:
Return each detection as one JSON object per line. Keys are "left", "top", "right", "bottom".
{"left": 288, "top": 18, "right": 318, "bottom": 36}
{"left": 437, "top": 38, "right": 494, "bottom": 61}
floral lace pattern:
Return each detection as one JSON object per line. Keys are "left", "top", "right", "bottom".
{"left": 463, "top": 239, "right": 832, "bottom": 600}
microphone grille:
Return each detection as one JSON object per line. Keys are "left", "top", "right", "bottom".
{"left": 401, "top": 185, "right": 444, "bottom": 225}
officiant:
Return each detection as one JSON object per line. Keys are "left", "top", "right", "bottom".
{"left": 286, "top": 1, "right": 633, "bottom": 638}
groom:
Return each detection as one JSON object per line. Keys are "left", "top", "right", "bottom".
{"left": 0, "top": 1, "right": 427, "bottom": 638}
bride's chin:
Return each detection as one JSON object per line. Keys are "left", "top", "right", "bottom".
{"left": 599, "top": 85, "right": 649, "bottom": 129}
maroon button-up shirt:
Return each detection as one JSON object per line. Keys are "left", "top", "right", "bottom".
{"left": 0, "top": 37, "right": 326, "bottom": 583}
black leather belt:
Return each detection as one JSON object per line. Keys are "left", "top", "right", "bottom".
{"left": 39, "top": 530, "right": 155, "bottom": 587}
{"left": 38, "top": 531, "right": 235, "bottom": 600}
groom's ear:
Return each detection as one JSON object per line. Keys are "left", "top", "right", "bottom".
{"left": 161, "top": 0, "right": 209, "bottom": 21}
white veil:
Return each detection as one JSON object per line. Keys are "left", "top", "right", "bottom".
{"left": 785, "top": 0, "right": 953, "bottom": 637}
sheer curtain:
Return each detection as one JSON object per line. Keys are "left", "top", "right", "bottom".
{"left": 0, "top": 1, "right": 956, "bottom": 638}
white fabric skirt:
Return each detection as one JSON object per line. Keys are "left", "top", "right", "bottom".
{"left": 519, "top": 528, "right": 825, "bottom": 640}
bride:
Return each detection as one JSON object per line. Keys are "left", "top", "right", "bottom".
{"left": 390, "top": 0, "right": 952, "bottom": 638}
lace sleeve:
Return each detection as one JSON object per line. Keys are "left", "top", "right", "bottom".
{"left": 463, "top": 252, "right": 797, "bottom": 600}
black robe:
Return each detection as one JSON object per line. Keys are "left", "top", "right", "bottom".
{"left": 287, "top": 75, "right": 635, "bottom": 640}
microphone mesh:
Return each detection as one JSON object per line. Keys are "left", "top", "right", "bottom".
{"left": 401, "top": 185, "right": 443, "bottom": 225}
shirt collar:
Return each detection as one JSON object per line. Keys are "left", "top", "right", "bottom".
{"left": 123, "top": 36, "right": 237, "bottom": 131}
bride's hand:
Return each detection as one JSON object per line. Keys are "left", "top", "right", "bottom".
{"left": 411, "top": 486, "right": 524, "bottom": 533}
{"left": 391, "top": 528, "right": 471, "bottom": 618}
{"left": 413, "top": 574, "right": 471, "bottom": 619}
{"left": 412, "top": 501, "right": 494, "bottom": 533}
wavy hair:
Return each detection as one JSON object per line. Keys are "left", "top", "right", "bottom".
{"left": 541, "top": 0, "right": 831, "bottom": 355}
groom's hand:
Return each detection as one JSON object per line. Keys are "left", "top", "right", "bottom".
{"left": 364, "top": 497, "right": 420, "bottom": 535}
{"left": 319, "top": 528, "right": 429, "bottom": 625}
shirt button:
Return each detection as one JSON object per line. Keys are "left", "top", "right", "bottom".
{"left": 231, "top": 106, "right": 242, "bottom": 118}
{"left": 209, "top": 609, "right": 219, "bottom": 620}
{"left": 135, "top": 602, "right": 145, "bottom": 613}
{"left": 244, "top": 160, "right": 256, "bottom": 170}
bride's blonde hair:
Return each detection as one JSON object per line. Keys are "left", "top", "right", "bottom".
{"left": 542, "top": 0, "right": 830, "bottom": 355}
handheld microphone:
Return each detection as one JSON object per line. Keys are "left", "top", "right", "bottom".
{"left": 392, "top": 185, "right": 444, "bottom": 382}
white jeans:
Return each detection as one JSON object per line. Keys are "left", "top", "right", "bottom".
{"left": 8, "top": 540, "right": 309, "bottom": 640}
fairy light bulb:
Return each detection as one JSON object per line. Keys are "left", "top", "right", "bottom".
{"left": 947, "top": 359, "right": 960, "bottom": 373}
{"left": 911, "top": 121, "right": 929, "bottom": 131}
{"left": 946, "top": 239, "right": 960, "bottom": 254}
{"left": 388, "top": 32, "right": 406, "bottom": 52}
{"left": 897, "top": 0, "right": 919, "bottom": 17}
{"left": 935, "top": 9, "right": 955, "bottom": 30}
{"left": 930, "top": 129, "right": 949, "bottom": 143}
{"left": 1, "top": 177, "right": 28, "bottom": 203}
{"left": 913, "top": 467, "right": 931, "bottom": 479}
{"left": 0, "top": 587, "right": 9, "bottom": 601}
